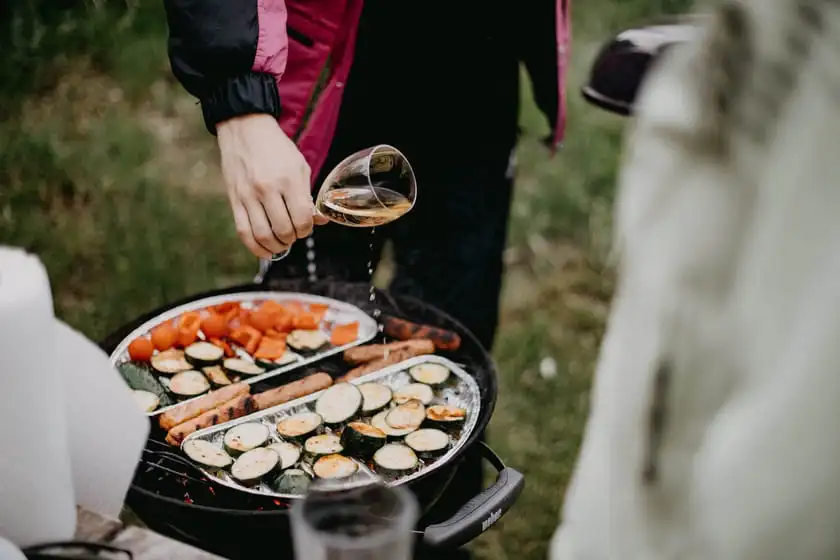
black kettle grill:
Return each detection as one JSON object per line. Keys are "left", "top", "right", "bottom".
{"left": 100, "top": 279, "right": 523, "bottom": 559}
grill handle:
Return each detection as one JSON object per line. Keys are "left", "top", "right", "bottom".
{"left": 422, "top": 441, "right": 524, "bottom": 549}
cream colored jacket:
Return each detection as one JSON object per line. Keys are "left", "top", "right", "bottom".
{"left": 551, "top": 1, "right": 840, "bottom": 558}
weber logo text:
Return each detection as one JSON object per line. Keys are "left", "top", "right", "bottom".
{"left": 482, "top": 509, "right": 502, "bottom": 532}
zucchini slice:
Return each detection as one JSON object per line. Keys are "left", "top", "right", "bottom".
{"left": 287, "top": 329, "right": 329, "bottom": 351}
{"left": 271, "top": 468, "right": 311, "bottom": 495}
{"left": 168, "top": 370, "right": 211, "bottom": 398}
{"left": 304, "top": 434, "right": 344, "bottom": 459}
{"left": 425, "top": 405, "right": 467, "bottom": 431}
{"left": 373, "top": 444, "right": 419, "bottom": 475}
{"left": 275, "top": 350, "right": 301, "bottom": 366}
{"left": 184, "top": 341, "right": 224, "bottom": 367}
{"left": 315, "top": 383, "right": 363, "bottom": 425}
{"left": 393, "top": 383, "right": 434, "bottom": 406}
{"left": 371, "top": 410, "right": 417, "bottom": 439}
{"left": 340, "top": 422, "right": 387, "bottom": 459}
{"left": 254, "top": 350, "right": 300, "bottom": 370}
{"left": 202, "top": 365, "right": 232, "bottom": 387}
{"left": 183, "top": 439, "right": 233, "bottom": 469}
{"left": 231, "top": 447, "right": 279, "bottom": 486}
{"left": 385, "top": 399, "right": 426, "bottom": 431}
{"left": 358, "top": 383, "right": 393, "bottom": 414}
{"left": 223, "top": 422, "right": 271, "bottom": 456}
{"left": 266, "top": 441, "right": 302, "bottom": 470}
{"left": 276, "top": 412, "right": 323, "bottom": 442}
{"left": 312, "top": 454, "right": 359, "bottom": 479}
{"left": 151, "top": 349, "right": 192, "bottom": 376}
{"left": 409, "top": 363, "right": 451, "bottom": 386}
{"left": 132, "top": 390, "right": 160, "bottom": 413}
{"left": 223, "top": 358, "right": 265, "bottom": 377}
{"left": 404, "top": 428, "right": 450, "bottom": 458}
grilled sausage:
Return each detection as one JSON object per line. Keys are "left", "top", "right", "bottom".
{"left": 381, "top": 316, "right": 462, "bottom": 351}
{"left": 165, "top": 394, "right": 258, "bottom": 446}
{"left": 158, "top": 383, "right": 250, "bottom": 431}
{"left": 252, "top": 372, "right": 334, "bottom": 410}
{"left": 337, "top": 345, "right": 435, "bottom": 383}
{"left": 164, "top": 374, "right": 334, "bottom": 446}
{"left": 343, "top": 339, "right": 435, "bottom": 365}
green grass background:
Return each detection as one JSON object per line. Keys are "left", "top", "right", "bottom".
{"left": 1, "top": 0, "right": 692, "bottom": 557}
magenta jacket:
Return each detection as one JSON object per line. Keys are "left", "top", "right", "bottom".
{"left": 164, "top": 0, "right": 570, "bottom": 181}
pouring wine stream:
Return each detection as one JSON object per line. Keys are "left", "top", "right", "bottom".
{"left": 272, "top": 145, "right": 416, "bottom": 330}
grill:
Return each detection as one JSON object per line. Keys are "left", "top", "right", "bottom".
{"left": 100, "top": 279, "right": 523, "bottom": 559}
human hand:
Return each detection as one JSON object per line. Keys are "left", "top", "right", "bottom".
{"left": 217, "top": 114, "right": 329, "bottom": 259}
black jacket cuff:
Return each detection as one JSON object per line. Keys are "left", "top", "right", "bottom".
{"left": 200, "top": 72, "right": 281, "bottom": 135}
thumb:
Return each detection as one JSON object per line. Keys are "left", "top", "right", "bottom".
{"left": 313, "top": 208, "right": 330, "bottom": 225}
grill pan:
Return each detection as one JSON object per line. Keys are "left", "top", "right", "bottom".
{"left": 183, "top": 355, "right": 480, "bottom": 498}
{"left": 108, "top": 291, "right": 377, "bottom": 417}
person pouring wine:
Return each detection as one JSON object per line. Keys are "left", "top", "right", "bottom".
{"left": 163, "top": 0, "right": 569, "bottom": 557}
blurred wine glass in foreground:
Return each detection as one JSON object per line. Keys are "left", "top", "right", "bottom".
{"left": 290, "top": 477, "right": 419, "bottom": 560}
{"left": 271, "top": 144, "right": 416, "bottom": 261}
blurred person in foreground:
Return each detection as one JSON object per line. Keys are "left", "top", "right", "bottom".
{"left": 164, "top": 0, "right": 569, "bottom": 555}
{"left": 552, "top": 2, "right": 840, "bottom": 559}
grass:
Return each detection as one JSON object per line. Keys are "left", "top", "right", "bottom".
{"left": 0, "top": 1, "right": 693, "bottom": 558}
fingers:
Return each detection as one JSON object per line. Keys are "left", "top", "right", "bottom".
{"left": 230, "top": 198, "right": 273, "bottom": 259}
{"left": 284, "top": 191, "right": 315, "bottom": 238}
{"left": 262, "top": 192, "right": 298, "bottom": 245}
{"left": 285, "top": 161, "right": 315, "bottom": 236}
{"left": 243, "top": 198, "right": 290, "bottom": 256}
{"left": 313, "top": 209, "right": 330, "bottom": 226}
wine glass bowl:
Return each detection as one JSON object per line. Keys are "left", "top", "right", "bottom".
{"left": 315, "top": 144, "right": 416, "bottom": 227}
{"left": 270, "top": 144, "right": 416, "bottom": 261}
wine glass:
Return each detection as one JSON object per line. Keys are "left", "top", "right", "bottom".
{"left": 290, "top": 477, "right": 419, "bottom": 560}
{"left": 270, "top": 144, "right": 416, "bottom": 261}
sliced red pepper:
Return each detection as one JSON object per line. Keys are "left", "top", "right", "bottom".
{"left": 209, "top": 338, "right": 236, "bottom": 357}
{"left": 285, "top": 300, "right": 306, "bottom": 313}
{"left": 229, "top": 325, "right": 262, "bottom": 356}
{"left": 259, "top": 300, "right": 285, "bottom": 316}
{"left": 309, "top": 303, "right": 329, "bottom": 314}
{"left": 254, "top": 337, "right": 287, "bottom": 360}
{"left": 330, "top": 322, "right": 360, "bottom": 346}
{"left": 228, "top": 308, "right": 250, "bottom": 330}
{"left": 309, "top": 306, "right": 328, "bottom": 324}
{"left": 223, "top": 307, "right": 240, "bottom": 324}
{"left": 274, "top": 307, "right": 296, "bottom": 332}
{"left": 265, "top": 328, "right": 288, "bottom": 340}
{"left": 212, "top": 301, "right": 240, "bottom": 315}
{"left": 176, "top": 311, "right": 202, "bottom": 347}
{"left": 294, "top": 311, "right": 320, "bottom": 330}
{"left": 248, "top": 307, "right": 276, "bottom": 332}
{"left": 179, "top": 311, "right": 201, "bottom": 332}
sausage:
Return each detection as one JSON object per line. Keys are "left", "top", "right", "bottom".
{"left": 343, "top": 339, "right": 435, "bottom": 365}
{"left": 252, "top": 372, "right": 334, "bottom": 410}
{"left": 158, "top": 383, "right": 250, "bottom": 431}
{"left": 381, "top": 316, "right": 462, "bottom": 351}
{"left": 165, "top": 394, "right": 258, "bottom": 446}
{"left": 337, "top": 345, "right": 435, "bottom": 383}
{"left": 163, "top": 374, "right": 332, "bottom": 447}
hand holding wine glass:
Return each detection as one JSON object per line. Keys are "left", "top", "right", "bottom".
{"left": 271, "top": 144, "right": 417, "bottom": 261}
{"left": 216, "top": 114, "right": 328, "bottom": 259}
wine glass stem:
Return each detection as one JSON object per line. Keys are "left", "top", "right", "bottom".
{"left": 270, "top": 248, "right": 291, "bottom": 262}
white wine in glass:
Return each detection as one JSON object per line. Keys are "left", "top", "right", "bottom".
{"left": 271, "top": 144, "right": 416, "bottom": 261}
